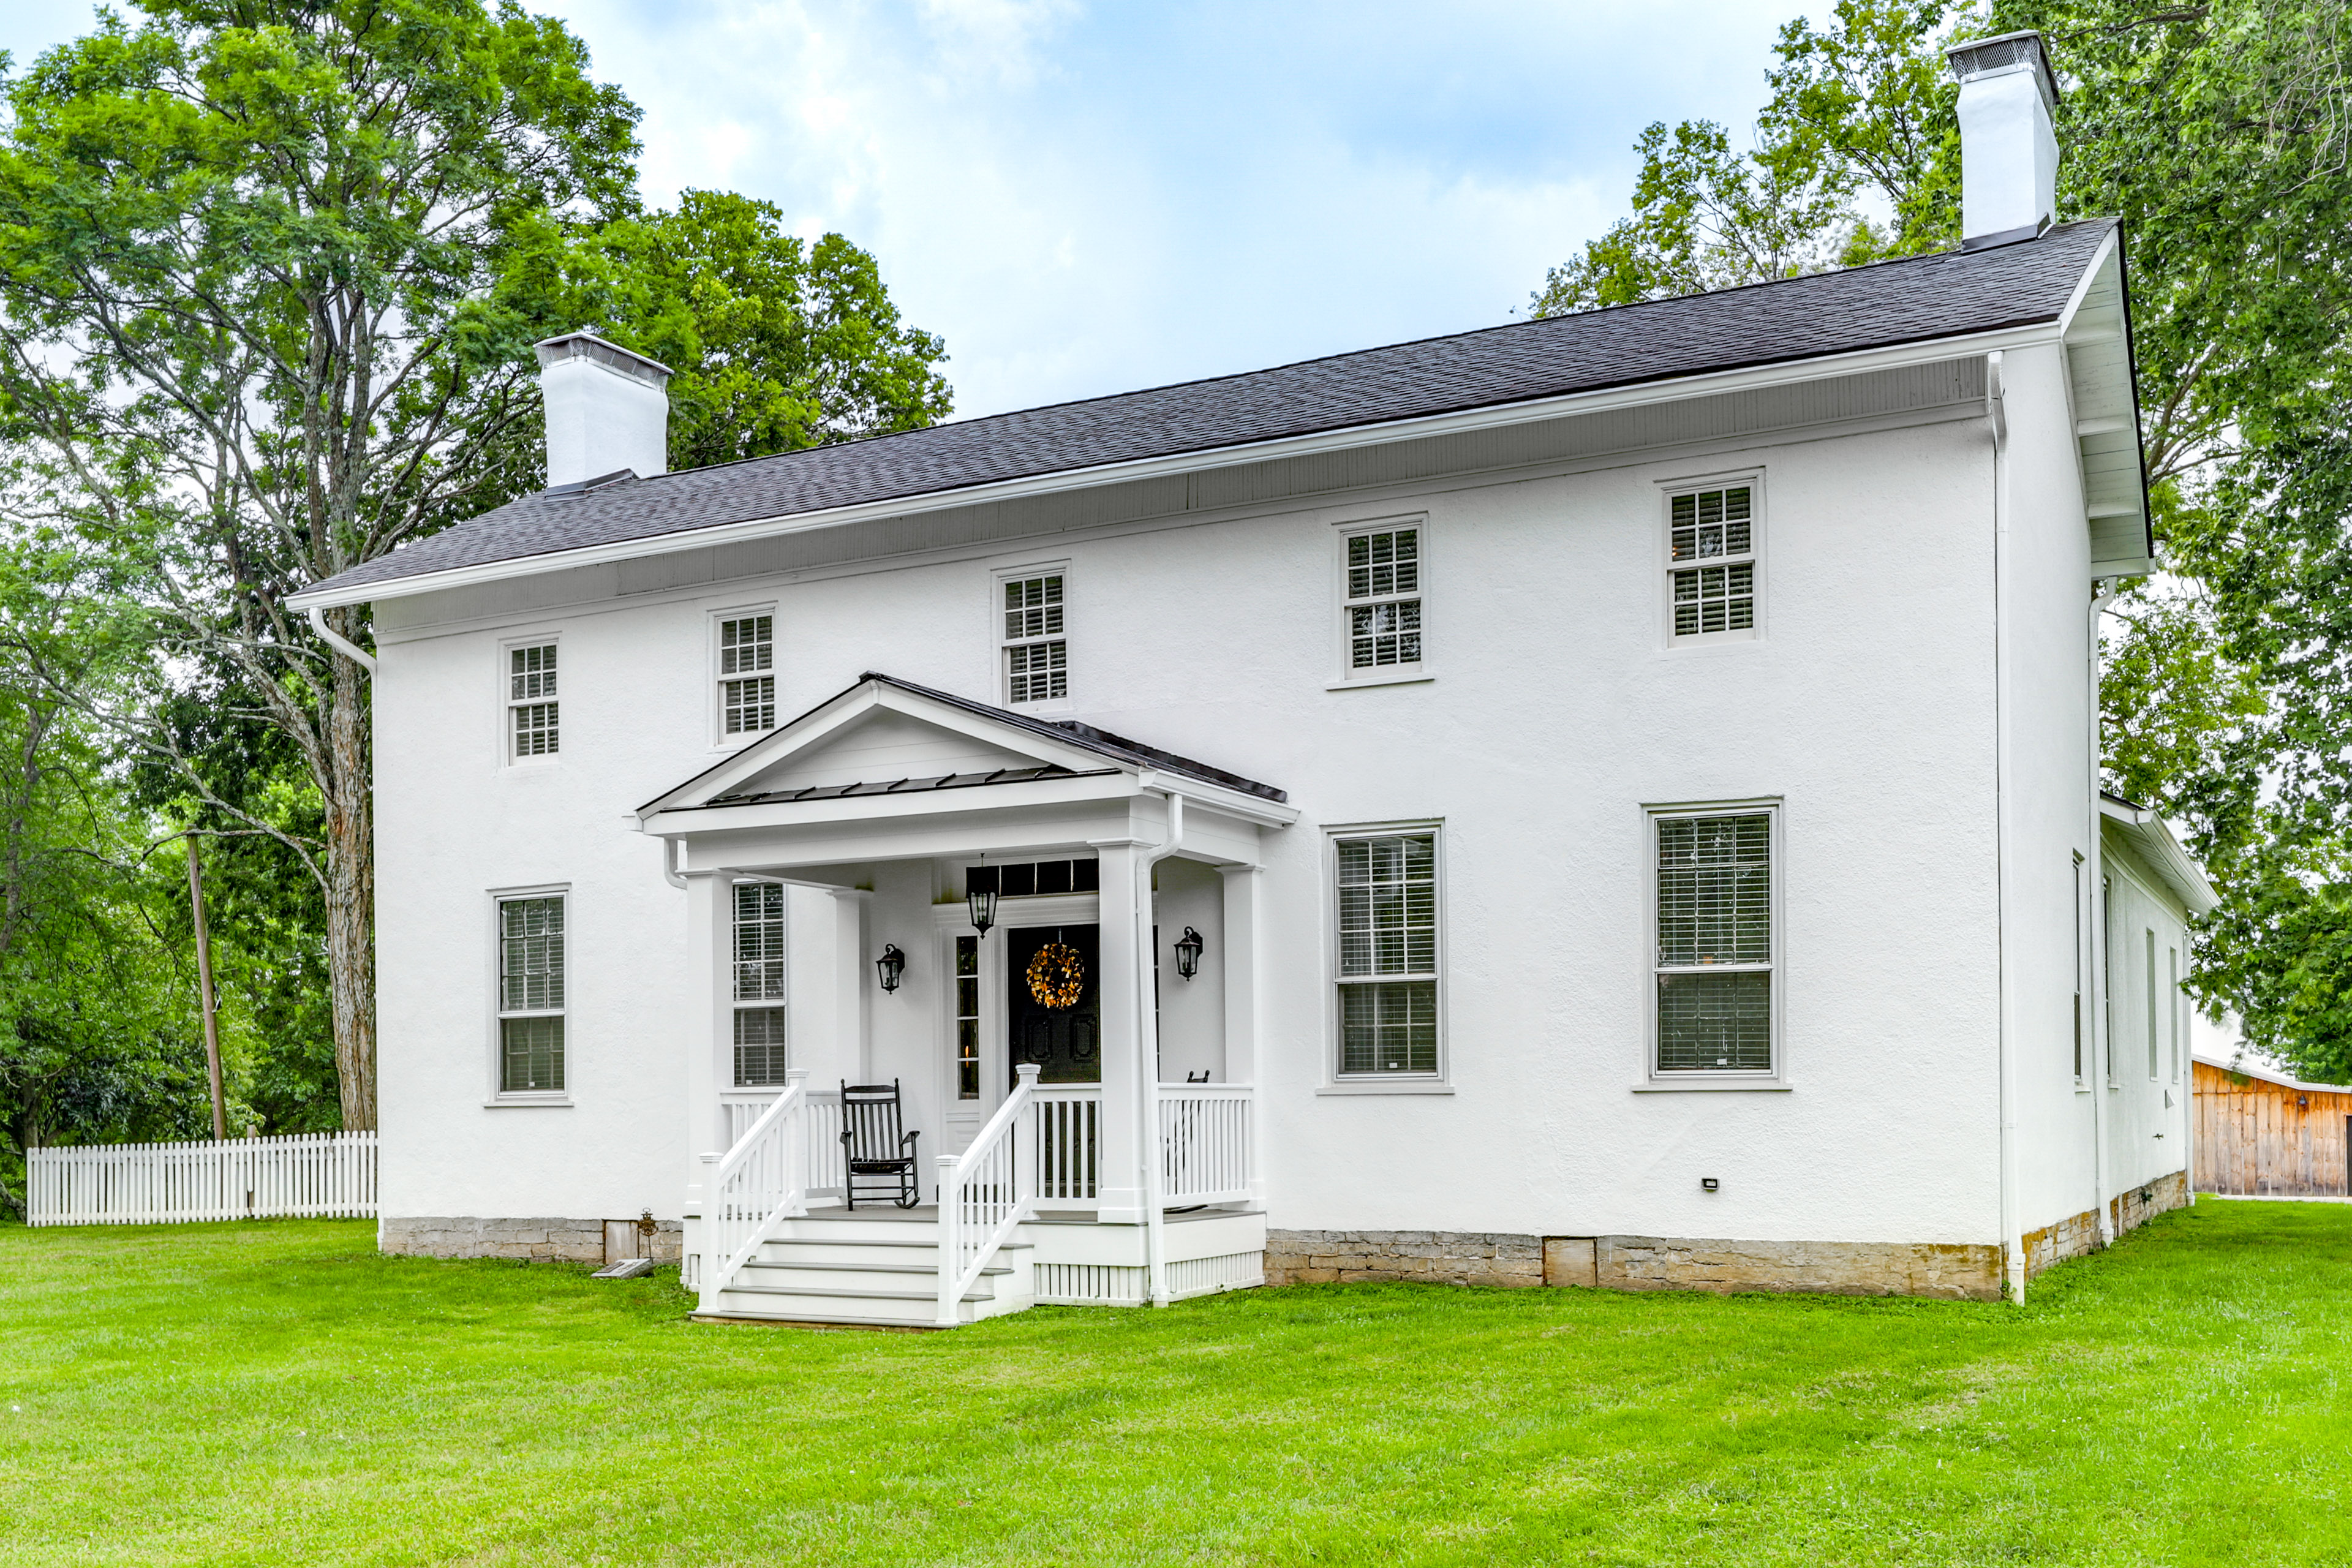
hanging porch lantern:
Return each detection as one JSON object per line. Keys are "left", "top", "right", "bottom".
{"left": 875, "top": 943, "right": 907, "bottom": 993}
{"left": 1174, "top": 925, "right": 1205, "bottom": 981}
{"left": 967, "top": 878, "right": 998, "bottom": 938}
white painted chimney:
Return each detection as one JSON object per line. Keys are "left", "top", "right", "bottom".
{"left": 533, "top": 331, "right": 673, "bottom": 489}
{"left": 1945, "top": 31, "right": 2060, "bottom": 249}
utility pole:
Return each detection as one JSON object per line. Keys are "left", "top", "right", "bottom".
{"left": 187, "top": 836, "right": 226, "bottom": 1142}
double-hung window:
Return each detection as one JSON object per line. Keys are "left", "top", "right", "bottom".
{"left": 954, "top": 936, "right": 981, "bottom": 1099}
{"left": 718, "top": 615, "right": 776, "bottom": 737}
{"left": 733, "top": 881, "right": 787, "bottom": 1086}
{"left": 1001, "top": 572, "right": 1067, "bottom": 704}
{"left": 1667, "top": 484, "right": 1757, "bottom": 641}
{"left": 1333, "top": 829, "right": 1441, "bottom": 1076}
{"left": 1653, "top": 810, "right": 1774, "bottom": 1074}
{"left": 497, "top": 895, "right": 566, "bottom": 1092}
{"left": 1343, "top": 526, "right": 1423, "bottom": 673}
{"left": 508, "top": 644, "right": 559, "bottom": 760}
{"left": 2169, "top": 945, "right": 2182, "bottom": 1082}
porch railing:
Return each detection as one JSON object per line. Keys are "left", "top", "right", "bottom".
{"left": 937, "top": 1064, "right": 1040, "bottom": 1325}
{"left": 1159, "top": 1084, "right": 1254, "bottom": 1205}
{"left": 722, "top": 1086, "right": 845, "bottom": 1200}
{"left": 698, "top": 1070, "right": 816, "bottom": 1312}
{"left": 1028, "top": 1085, "right": 1102, "bottom": 1205}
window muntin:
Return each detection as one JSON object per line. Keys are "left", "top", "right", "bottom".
{"left": 1334, "top": 832, "right": 1439, "bottom": 1075}
{"left": 719, "top": 615, "right": 775, "bottom": 737}
{"left": 731, "top": 881, "right": 786, "bottom": 1087}
{"left": 1001, "top": 574, "right": 1067, "bottom": 704}
{"left": 955, "top": 935, "right": 980, "bottom": 1099}
{"left": 508, "top": 644, "right": 559, "bottom": 760}
{"left": 1344, "top": 527, "right": 1422, "bottom": 671}
{"left": 1653, "top": 812, "right": 1773, "bottom": 1073}
{"left": 1668, "top": 486, "right": 1755, "bottom": 639}
{"left": 965, "top": 859, "right": 1099, "bottom": 899}
{"left": 497, "top": 895, "right": 565, "bottom": 1092}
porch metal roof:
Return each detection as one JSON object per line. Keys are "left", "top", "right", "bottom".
{"left": 701, "top": 762, "right": 1118, "bottom": 810}
{"left": 306, "top": 221, "right": 2119, "bottom": 601}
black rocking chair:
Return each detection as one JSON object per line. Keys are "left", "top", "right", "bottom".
{"left": 840, "top": 1080, "right": 922, "bottom": 1209}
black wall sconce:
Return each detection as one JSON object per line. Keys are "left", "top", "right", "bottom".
{"left": 1174, "top": 926, "right": 1205, "bottom": 981}
{"left": 875, "top": 944, "right": 907, "bottom": 993}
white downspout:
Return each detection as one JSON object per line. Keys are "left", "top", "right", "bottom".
{"left": 307, "top": 606, "right": 377, "bottom": 673}
{"left": 1989, "top": 352, "right": 2026, "bottom": 1306}
{"left": 1137, "top": 791, "right": 1186, "bottom": 1307}
{"left": 2088, "top": 576, "right": 2124, "bottom": 1246}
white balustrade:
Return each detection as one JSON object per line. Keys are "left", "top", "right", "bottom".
{"left": 937, "top": 1065, "right": 1041, "bottom": 1326}
{"left": 1027, "top": 1085, "right": 1102, "bottom": 1205}
{"left": 1158, "top": 1085, "right": 1254, "bottom": 1205}
{"left": 26, "top": 1132, "right": 378, "bottom": 1226}
{"left": 698, "top": 1069, "right": 815, "bottom": 1312}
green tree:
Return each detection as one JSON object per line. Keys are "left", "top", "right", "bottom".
{"left": 575, "top": 190, "right": 952, "bottom": 471}
{"left": 0, "top": 0, "right": 643, "bottom": 1129}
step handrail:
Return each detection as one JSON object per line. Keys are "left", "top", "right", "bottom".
{"left": 698, "top": 1070, "right": 810, "bottom": 1312}
{"left": 935, "top": 1065, "right": 1039, "bottom": 1326}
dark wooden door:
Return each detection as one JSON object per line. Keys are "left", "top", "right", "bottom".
{"left": 1008, "top": 924, "right": 1101, "bottom": 1085}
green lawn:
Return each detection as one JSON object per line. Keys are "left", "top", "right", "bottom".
{"left": 0, "top": 1201, "right": 2346, "bottom": 1566}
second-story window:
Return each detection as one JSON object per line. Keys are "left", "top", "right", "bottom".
{"left": 719, "top": 614, "right": 775, "bottom": 737}
{"left": 1344, "top": 526, "right": 1422, "bottom": 672}
{"left": 508, "top": 644, "right": 558, "bottom": 761}
{"left": 1001, "top": 572, "right": 1067, "bottom": 704}
{"left": 1668, "top": 484, "right": 1757, "bottom": 641}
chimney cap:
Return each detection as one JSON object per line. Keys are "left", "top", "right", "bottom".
{"left": 533, "top": 330, "right": 673, "bottom": 386}
{"left": 1946, "top": 29, "right": 2060, "bottom": 111}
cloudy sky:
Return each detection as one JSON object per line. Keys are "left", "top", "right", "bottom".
{"left": 0, "top": 1, "right": 1798, "bottom": 420}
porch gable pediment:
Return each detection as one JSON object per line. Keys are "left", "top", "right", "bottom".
{"left": 638, "top": 676, "right": 1122, "bottom": 818}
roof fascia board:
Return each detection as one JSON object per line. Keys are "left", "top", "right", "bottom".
{"left": 640, "top": 681, "right": 886, "bottom": 814}
{"left": 2054, "top": 228, "right": 2122, "bottom": 340}
{"left": 290, "top": 321, "right": 2067, "bottom": 612}
{"left": 1136, "top": 768, "right": 1300, "bottom": 827}
{"left": 2192, "top": 1050, "right": 2352, "bottom": 1095}
{"left": 2098, "top": 799, "right": 2220, "bottom": 915}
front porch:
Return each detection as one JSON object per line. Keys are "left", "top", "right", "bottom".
{"left": 639, "top": 674, "right": 1294, "bottom": 1326}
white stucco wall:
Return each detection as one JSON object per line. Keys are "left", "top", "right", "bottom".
{"left": 372, "top": 384, "right": 2127, "bottom": 1252}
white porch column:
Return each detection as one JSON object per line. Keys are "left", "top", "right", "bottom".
{"left": 1219, "top": 864, "right": 1265, "bottom": 1204}
{"left": 826, "top": 889, "right": 873, "bottom": 1084}
{"left": 1091, "top": 840, "right": 1147, "bottom": 1223}
{"left": 680, "top": 869, "right": 730, "bottom": 1285}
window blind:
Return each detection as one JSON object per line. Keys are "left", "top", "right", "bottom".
{"left": 1335, "top": 832, "right": 1439, "bottom": 1074}
{"left": 1654, "top": 812, "right": 1772, "bottom": 1072}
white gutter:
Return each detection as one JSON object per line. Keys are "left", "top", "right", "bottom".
{"left": 286, "top": 320, "right": 2076, "bottom": 614}
{"left": 307, "top": 606, "right": 377, "bottom": 673}
{"left": 2088, "top": 576, "right": 2125, "bottom": 1247}
{"left": 1136, "top": 792, "right": 1186, "bottom": 1308}
{"left": 1989, "top": 350, "right": 2024, "bottom": 1305}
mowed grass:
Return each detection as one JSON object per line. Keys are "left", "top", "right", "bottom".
{"left": 0, "top": 1202, "right": 2348, "bottom": 1566}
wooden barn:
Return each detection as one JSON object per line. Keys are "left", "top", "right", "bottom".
{"left": 2193, "top": 1051, "right": 2352, "bottom": 1197}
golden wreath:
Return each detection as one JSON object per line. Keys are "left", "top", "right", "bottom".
{"left": 1027, "top": 941, "right": 1086, "bottom": 1010}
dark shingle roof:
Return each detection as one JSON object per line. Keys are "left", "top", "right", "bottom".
{"left": 647, "top": 672, "right": 1287, "bottom": 814}
{"left": 317, "top": 221, "right": 2114, "bottom": 600}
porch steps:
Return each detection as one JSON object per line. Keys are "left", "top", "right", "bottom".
{"left": 703, "top": 1208, "right": 1035, "bottom": 1328}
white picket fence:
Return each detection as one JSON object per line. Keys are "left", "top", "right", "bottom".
{"left": 25, "top": 1132, "right": 378, "bottom": 1226}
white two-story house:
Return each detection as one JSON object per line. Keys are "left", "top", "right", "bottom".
{"left": 293, "top": 32, "right": 2212, "bottom": 1324}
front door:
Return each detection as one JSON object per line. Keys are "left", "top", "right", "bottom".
{"left": 1008, "top": 924, "right": 1101, "bottom": 1085}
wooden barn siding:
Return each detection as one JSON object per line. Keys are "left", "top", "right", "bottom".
{"left": 2193, "top": 1060, "right": 2352, "bottom": 1196}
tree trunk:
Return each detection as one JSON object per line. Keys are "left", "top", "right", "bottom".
{"left": 323, "top": 635, "right": 375, "bottom": 1131}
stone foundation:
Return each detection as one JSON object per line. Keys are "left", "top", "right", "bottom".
{"left": 380, "top": 1216, "right": 683, "bottom": 1265}
{"left": 1267, "top": 1228, "right": 2000, "bottom": 1300}
{"left": 1264, "top": 1229, "right": 1544, "bottom": 1288}
{"left": 2023, "top": 1168, "right": 2191, "bottom": 1280}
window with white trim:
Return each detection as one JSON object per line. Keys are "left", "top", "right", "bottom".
{"left": 1667, "top": 484, "right": 1757, "bottom": 640}
{"left": 1343, "top": 526, "right": 1422, "bottom": 672}
{"left": 2073, "top": 853, "right": 2086, "bottom": 1084}
{"left": 2146, "top": 928, "right": 2160, "bottom": 1080}
{"left": 1001, "top": 573, "right": 1066, "bottom": 704}
{"left": 954, "top": 935, "right": 980, "bottom": 1099}
{"left": 733, "top": 882, "right": 786, "bottom": 1085}
{"left": 508, "top": 644, "right": 559, "bottom": 760}
{"left": 497, "top": 895, "right": 565, "bottom": 1092}
{"left": 718, "top": 615, "right": 775, "bottom": 737}
{"left": 1333, "top": 830, "right": 1439, "bottom": 1075}
{"left": 1653, "top": 811, "right": 1773, "bottom": 1073}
